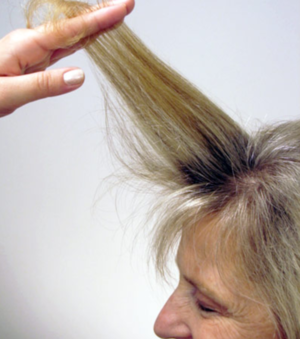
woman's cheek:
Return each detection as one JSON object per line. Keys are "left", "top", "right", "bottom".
{"left": 190, "top": 315, "right": 275, "bottom": 339}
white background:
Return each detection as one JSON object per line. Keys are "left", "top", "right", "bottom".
{"left": 0, "top": 0, "right": 299, "bottom": 338}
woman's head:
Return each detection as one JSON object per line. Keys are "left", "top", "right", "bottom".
{"left": 152, "top": 121, "right": 300, "bottom": 338}
{"left": 26, "top": 1, "right": 300, "bottom": 337}
{"left": 154, "top": 215, "right": 277, "bottom": 339}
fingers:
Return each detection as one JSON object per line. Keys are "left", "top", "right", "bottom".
{"left": 0, "top": 0, "right": 135, "bottom": 76}
{"left": 0, "top": 68, "right": 84, "bottom": 117}
{"left": 0, "top": 0, "right": 135, "bottom": 116}
{"left": 36, "top": 0, "right": 134, "bottom": 50}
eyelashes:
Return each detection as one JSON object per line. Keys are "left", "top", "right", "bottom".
{"left": 195, "top": 300, "right": 217, "bottom": 314}
{"left": 190, "top": 288, "right": 218, "bottom": 316}
{"left": 180, "top": 275, "right": 222, "bottom": 317}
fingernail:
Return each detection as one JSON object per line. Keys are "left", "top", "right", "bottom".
{"left": 109, "top": 0, "right": 129, "bottom": 13}
{"left": 64, "top": 69, "right": 85, "bottom": 86}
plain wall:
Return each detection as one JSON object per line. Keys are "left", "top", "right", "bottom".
{"left": 0, "top": 0, "right": 299, "bottom": 338}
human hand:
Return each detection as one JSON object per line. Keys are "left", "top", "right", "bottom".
{"left": 0, "top": 0, "right": 134, "bottom": 117}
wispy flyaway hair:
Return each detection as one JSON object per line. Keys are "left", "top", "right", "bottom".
{"left": 25, "top": 1, "right": 300, "bottom": 338}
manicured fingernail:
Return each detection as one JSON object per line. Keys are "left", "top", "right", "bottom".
{"left": 63, "top": 69, "right": 85, "bottom": 86}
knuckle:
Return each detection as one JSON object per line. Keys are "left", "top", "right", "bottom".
{"left": 36, "top": 72, "right": 53, "bottom": 94}
{"left": 63, "top": 18, "right": 86, "bottom": 45}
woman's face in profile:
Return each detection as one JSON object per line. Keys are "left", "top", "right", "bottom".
{"left": 154, "top": 221, "right": 277, "bottom": 339}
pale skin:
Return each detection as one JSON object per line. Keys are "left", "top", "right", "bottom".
{"left": 0, "top": 0, "right": 135, "bottom": 117}
{"left": 154, "top": 219, "right": 277, "bottom": 339}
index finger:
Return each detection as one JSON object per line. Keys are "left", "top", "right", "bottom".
{"left": 35, "top": 0, "right": 134, "bottom": 49}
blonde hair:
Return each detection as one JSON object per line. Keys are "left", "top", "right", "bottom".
{"left": 25, "top": 1, "right": 300, "bottom": 337}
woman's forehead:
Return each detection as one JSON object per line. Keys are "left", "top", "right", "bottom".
{"left": 180, "top": 214, "right": 239, "bottom": 268}
{"left": 179, "top": 215, "right": 226, "bottom": 262}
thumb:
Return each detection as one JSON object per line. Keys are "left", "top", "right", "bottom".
{"left": 0, "top": 68, "right": 85, "bottom": 117}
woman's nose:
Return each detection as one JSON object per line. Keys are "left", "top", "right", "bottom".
{"left": 154, "top": 291, "right": 192, "bottom": 338}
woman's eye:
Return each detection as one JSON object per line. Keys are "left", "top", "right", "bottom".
{"left": 196, "top": 301, "right": 216, "bottom": 314}
{"left": 188, "top": 285, "right": 219, "bottom": 315}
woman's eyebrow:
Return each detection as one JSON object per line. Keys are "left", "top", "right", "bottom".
{"left": 184, "top": 275, "right": 230, "bottom": 311}
{"left": 175, "top": 256, "right": 229, "bottom": 310}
